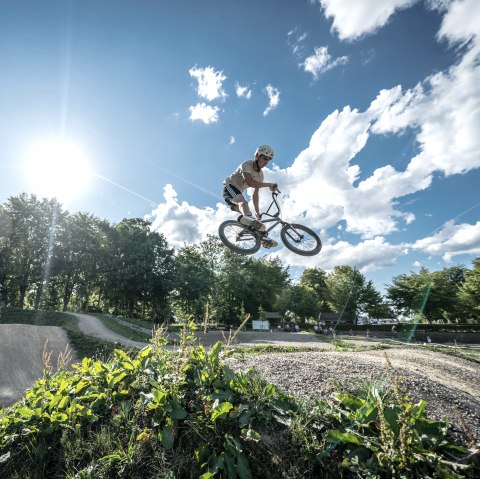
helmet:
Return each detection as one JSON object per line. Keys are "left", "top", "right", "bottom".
{"left": 255, "top": 144, "right": 274, "bottom": 159}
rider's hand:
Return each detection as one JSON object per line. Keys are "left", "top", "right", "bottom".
{"left": 269, "top": 183, "right": 278, "bottom": 191}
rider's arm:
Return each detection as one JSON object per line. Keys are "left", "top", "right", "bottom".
{"left": 252, "top": 188, "right": 261, "bottom": 218}
{"left": 242, "top": 172, "right": 275, "bottom": 189}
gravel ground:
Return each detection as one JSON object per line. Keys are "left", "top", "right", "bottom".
{"left": 226, "top": 348, "right": 480, "bottom": 445}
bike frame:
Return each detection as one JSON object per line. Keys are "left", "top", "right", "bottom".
{"left": 256, "top": 191, "right": 286, "bottom": 236}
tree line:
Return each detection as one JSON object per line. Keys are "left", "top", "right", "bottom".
{"left": 1, "top": 193, "right": 479, "bottom": 325}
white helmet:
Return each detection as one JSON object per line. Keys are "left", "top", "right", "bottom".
{"left": 255, "top": 144, "right": 274, "bottom": 159}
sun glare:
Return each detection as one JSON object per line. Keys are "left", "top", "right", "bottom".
{"left": 25, "top": 139, "right": 92, "bottom": 200}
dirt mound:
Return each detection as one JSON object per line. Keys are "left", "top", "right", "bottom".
{"left": 0, "top": 324, "right": 75, "bottom": 407}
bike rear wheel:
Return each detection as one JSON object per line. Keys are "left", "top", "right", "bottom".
{"left": 218, "top": 220, "right": 261, "bottom": 255}
{"left": 280, "top": 223, "right": 322, "bottom": 256}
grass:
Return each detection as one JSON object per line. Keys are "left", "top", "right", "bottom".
{"left": 90, "top": 314, "right": 152, "bottom": 343}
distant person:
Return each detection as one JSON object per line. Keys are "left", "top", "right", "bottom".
{"left": 426, "top": 335, "right": 432, "bottom": 343}
{"left": 223, "top": 144, "right": 278, "bottom": 248}
{"left": 391, "top": 325, "right": 398, "bottom": 338}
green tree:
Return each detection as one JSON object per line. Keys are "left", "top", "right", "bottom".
{"left": 386, "top": 266, "right": 467, "bottom": 324}
{"left": 360, "top": 280, "right": 392, "bottom": 319}
{"left": 274, "top": 285, "right": 320, "bottom": 324}
{"left": 172, "top": 244, "right": 214, "bottom": 319}
{"left": 214, "top": 252, "right": 289, "bottom": 326}
{"left": 0, "top": 194, "right": 65, "bottom": 309}
{"left": 299, "top": 267, "right": 329, "bottom": 303}
{"left": 325, "top": 265, "right": 365, "bottom": 318}
{"left": 458, "top": 258, "right": 480, "bottom": 320}
{"left": 106, "top": 218, "right": 175, "bottom": 319}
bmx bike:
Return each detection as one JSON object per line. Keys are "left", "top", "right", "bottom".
{"left": 218, "top": 190, "right": 322, "bottom": 256}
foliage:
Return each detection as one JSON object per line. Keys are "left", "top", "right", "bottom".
{"left": 1, "top": 194, "right": 480, "bottom": 325}
{"left": 387, "top": 266, "right": 468, "bottom": 324}
{"left": 458, "top": 258, "right": 480, "bottom": 319}
{"left": 0, "top": 328, "right": 477, "bottom": 478}
{"left": 274, "top": 284, "right": 321, "bottom": 323}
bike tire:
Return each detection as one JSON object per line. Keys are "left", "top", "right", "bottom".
{"left": 218, "top": 220, "right": 261, "bottom": 255}
{"left": 280, "top": 223, "right": 322, "bottom": 256}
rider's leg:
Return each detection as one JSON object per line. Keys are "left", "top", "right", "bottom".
{"left": 230, "top": 194, "right": 252, "bottom": 217}
{"left": 230, "top": 194, "right": 266, "bottom": 231}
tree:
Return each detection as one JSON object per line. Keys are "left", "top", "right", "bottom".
{"left": 274, "top": 285, "right": 320, "bottom": 324}
{"left": 299, "top": 267, "right": 329, "bottom": 304}
{"left": 0, "top": 194, "right": 65, "bottom": 309}
{"left": 106, "top": 218, "right": 175, "bottom": 319}
{"left": 360, "top": 280, "right": 392, "bottom": 319}
{"left": 325, "top": 265, "right": 365, "bottom": 318}
{"left": 172, "top": 244, "right": 214, "bottom": 319}
{"left": 386, "top": 266, "right": 467, "bottom": 324}
{"left": 213, "top": 252, "right": 289, "bottom": 326}
{"left": 458, "top": 258, "right": 480, "bottom": 320}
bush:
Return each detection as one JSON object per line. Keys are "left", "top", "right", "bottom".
{"left": 1, "top": 324, "right": 477, "bottom": 478}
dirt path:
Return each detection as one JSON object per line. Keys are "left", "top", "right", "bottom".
{"left": 227, "top": 348, "right": 480, "bottom": 443}
{"left": 68, "top": 312, "right": 148, "bottom": 349}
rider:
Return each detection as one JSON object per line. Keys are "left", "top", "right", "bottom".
{"left": 223, "top": 144, "right": 278, "bottom": 248}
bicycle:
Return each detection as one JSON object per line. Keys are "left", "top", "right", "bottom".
{"left": 218, "top": 190, "right": 322, "bottom": 256}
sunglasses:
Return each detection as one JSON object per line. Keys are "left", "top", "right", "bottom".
{"left": 259, "top": 155, "right": 272, "bottom": 162}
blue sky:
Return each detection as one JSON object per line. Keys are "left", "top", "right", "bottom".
{"left": 1, "top": 0, "right": 479, "bottom": 292}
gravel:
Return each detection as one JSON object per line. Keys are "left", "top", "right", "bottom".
{"left": 226, "top": 348, "right": 480, "bottom": 445}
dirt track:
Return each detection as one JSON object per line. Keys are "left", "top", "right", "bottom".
{"left": 1, "top": 314, "right": 479, "bottom": 444}
{"left": 0, "top": 324, "right": 75, "bottom": 407}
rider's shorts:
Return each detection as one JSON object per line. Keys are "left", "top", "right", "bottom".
{"left": 222, "top": 183, "right": 242, "bottom": 211}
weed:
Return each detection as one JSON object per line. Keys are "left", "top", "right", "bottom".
{"left": 0, "top": 323, "right": 478, "bottom": 478}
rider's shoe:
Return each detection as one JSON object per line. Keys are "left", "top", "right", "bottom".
{"left": 239, "top": 215, "right": 266, "bottom": 232}
{"left": 261, "top": 237, "right": 278, "bottom": 248}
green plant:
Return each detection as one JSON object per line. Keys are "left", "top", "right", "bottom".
{"left": 1, "top": 324, "right": 478, "bottom": 478}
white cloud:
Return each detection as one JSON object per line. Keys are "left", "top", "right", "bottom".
{"left": 228, "top": 136, "right": 235, "bottom": 145}
{"left": 287, "top": 27, "right": 309, "bottom": 58}
{"left": 263, "top": 84, "right": 280, "bottom": 116}
{"left": 235, "top": 82, "right": 252, "bottom": 99}
{"left": 413, "top": 220, "right": 480, "bottom": 261}
{"left": 437, "top": 0, "right": 480, "bottom": 47}
{"left": 318, "top": 0, "right": 419, "bottom": 40}
{"left": 148, "top": 184, "right": 230, "bottom": 248}
{"left": 301, "top": 46, "right": 348, "bottom": 78}
{"left": 189, "top": 103, "right": 220, "bottom": 124}
{"left": 189, "top": 65, "right": 227, "bottom": 101}
{"left": 150, "top": 1, "right": 480, "bottom": 275}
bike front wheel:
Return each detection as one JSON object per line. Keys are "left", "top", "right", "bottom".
{"left": 280, "top": 223, "right": 322, "bottom": 256}
{"left": 218, "top": 220, "right": 261, "bottom": 255}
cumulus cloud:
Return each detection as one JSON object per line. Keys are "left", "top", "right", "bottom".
{"left": 148, "top": 184, "right": 230, "bottom": 248}
{"left": 189, "top": 65, "right": 227, "bottom": 101}
{"left": 318, "top": 0, "right": 419, "bottom": 40}
{"left": 263, "top": 84, "right": 280, "bottom": 116}
{"left": 189, "top": 103, "right": 220, "bottom": 124}
{"left": 413, "top": 220, "right": 480, "bottom": 261}
{"left": 235, "top": 82, "right": 252, "bottom": 99}
{"left": 150, "top": 0, "right": 480, "bottom": 275}
{"left": 301, "top": 46, "right": 348, "bottom": 78}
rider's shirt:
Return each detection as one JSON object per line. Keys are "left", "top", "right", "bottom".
{"left": 224, "top": 160, "right": 264, "bottom": 192}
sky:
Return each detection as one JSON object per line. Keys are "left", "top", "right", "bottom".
{"left": 1, "top": 0, "right": 479, "bottom": 293}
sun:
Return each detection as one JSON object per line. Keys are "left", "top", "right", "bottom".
{"left": 25, "top": 139, "right": 92, "bottom": 200}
